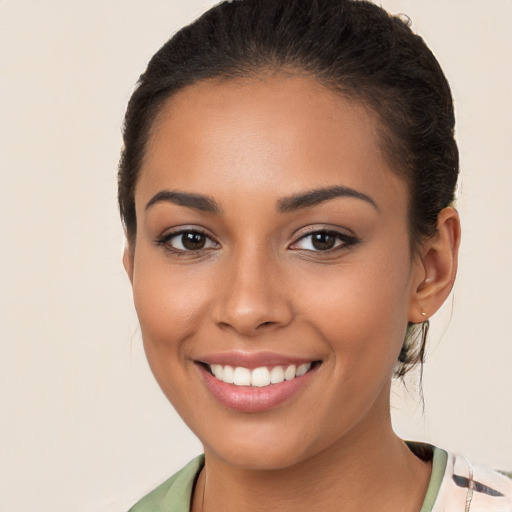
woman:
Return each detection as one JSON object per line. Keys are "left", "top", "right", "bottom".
{"left": 118, "top": 1, "right": 511, "bottom": 510}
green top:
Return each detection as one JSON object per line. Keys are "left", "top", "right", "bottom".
{"left": 129, "top": 455, "right": 205, "bottom": 512}
{"left": 419, "top": 446, "right": 448, "bottom": 512}
{"left": 129, "top": 444, "right": 448, "bottom": 512}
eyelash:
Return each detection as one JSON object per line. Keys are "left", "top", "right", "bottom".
{"left": 155, "top": 229, "right": 219, "bottom": 255}
{"left": 155, "top": 228, "right": 359, "bottom": 255}
{"left": 290, "top": 229, "right": 359, "bottom": 253}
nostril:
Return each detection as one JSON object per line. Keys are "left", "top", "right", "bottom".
{"left": 213, "top": 290, "right": 294, "bottom": 334}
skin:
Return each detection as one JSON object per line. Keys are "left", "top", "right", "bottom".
{"left": 124, "top": 75, "right": 460, "bottom": 512}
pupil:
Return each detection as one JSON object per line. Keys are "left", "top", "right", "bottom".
{"left": 312, "top": 232, "right": 335, "bottom": 250}
{"left": 182, "top": 232, "right": 205, "bottom": 250}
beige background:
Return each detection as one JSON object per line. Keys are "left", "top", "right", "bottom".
{"left": 1, "top": 1, "right": 511, "bottom": 511}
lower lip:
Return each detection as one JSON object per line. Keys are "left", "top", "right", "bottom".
{"left": 197, "top": 364, "right": 318, "bottom": 413}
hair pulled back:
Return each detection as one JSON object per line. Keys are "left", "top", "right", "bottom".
{"left": 118, "top": 0, "right": 459, "bottom": 377}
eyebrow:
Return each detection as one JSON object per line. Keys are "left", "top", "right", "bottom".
{"left": 145, "top": 190, "right": 222, "bottom": 213}
{"left": 277, "top": 185, "right": 378, "bottom": 213}
{"left": 145, "top": 185, "right": 377, "bottom": 215}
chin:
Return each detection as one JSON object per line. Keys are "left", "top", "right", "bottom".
{"left": 196, "top": 410, "right": 348, "bottom": 472}
{"left": 206, "top": 436, "right": 314, "bottom": 471}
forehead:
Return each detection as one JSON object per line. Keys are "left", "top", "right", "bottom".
{"left": 137, "top": 75, "right": 407, "bottom": 211}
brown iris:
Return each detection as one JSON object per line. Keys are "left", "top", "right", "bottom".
{"left": 181, "top": 232, "right": 206, "bottom": 250}
{"left": 311, "top": 232, "right": 337, "bottom": 250}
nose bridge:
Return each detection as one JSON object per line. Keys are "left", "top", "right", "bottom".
{"left": 214, "top": 242, "right": 292, "bottom": 335}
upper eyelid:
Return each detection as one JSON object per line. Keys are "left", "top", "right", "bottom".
{"left": 157, "top": 227, "right": 220, "bottom": 248}
{"left": 289, "top": 228, "right": 359, "bottom": 251}
{"left": 292, "top": 226, "right": 356, "bottom": 242}
{"left": 160, "top": 226, "right": 215, "bottom": 239}
{"left": 297, "top": 228, "right": 348, "bottom": 238}
{"left": 290, "top": 221, "right": 356, "bottom": 237}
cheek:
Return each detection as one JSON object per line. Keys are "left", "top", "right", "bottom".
{"left": 130, "top": 256, "right": 217, "bottom": 417}
{"left": 297, "top": 245, "right": 412, "bottom": 373}
{"left": 131, "top": 251, "right": 211, "bottom": 368}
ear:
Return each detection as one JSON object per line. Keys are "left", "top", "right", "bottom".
{"left": 123, "top": 245, "right": 134, "bottom": 284}
{"left": 409, "top": 207, "right": 461, "bottom": 323}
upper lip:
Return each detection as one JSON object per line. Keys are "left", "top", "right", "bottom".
{"left": 196, "top": 351, "right": 319, "bottom": 369}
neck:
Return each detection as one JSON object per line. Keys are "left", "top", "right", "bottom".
{"left": 193, "top": 395, "right": 431, "bottom": 512}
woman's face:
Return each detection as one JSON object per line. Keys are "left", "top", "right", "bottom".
{"left": 127, "top": 76, "right": 424, "bottom": 470}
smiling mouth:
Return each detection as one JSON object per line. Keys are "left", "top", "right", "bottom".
{"left": 201, "top": 361, "right": 321, "bottom": 388}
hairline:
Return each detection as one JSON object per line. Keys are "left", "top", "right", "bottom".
{"left": 125, "top": 68, "right": 425, "bottom": 252}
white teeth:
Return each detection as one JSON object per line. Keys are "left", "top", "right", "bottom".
{"left": 222, "top": 365, "right": 234, "bottom": 384}
{"left": 251, "top": 367, "right": 271, "bottom": 387}
{"left": 209, "top": 362, "right": 314, "bottom": 387}
{"left": 284, "top": 365, "right": 296, "bottom": 381}
{"left": 269, "top": 366, "right": 285, "bottom": 384}
{"left": 211, "top": 364, "right": 223, "bottom": 379}
{"left": 296, "top": 363, "right": 311, "bottom": 377}
{"left": 233, "top": 367, "right": 251, "bottom": 386}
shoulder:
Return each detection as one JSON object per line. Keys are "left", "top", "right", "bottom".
{"left": 433, "top": 448, "right": 512, "bottom": 512}
{"left": 128, "top": 455, "right": 204, "bottom": 512}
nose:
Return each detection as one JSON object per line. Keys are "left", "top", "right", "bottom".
{"left": 212, "top": 249, "right": 294, "bottom": 336}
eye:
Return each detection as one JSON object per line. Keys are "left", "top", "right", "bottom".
{"left": 156, "top": 229, "right": 219, "bottom": 252}
{"left": 290, "top": 230, "right": 357, "bottom": 252}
